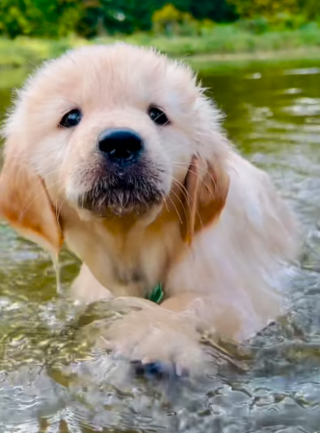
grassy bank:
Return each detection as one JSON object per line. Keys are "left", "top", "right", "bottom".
{"left": 1, "top": 23, "right": 320, "bottom": 68}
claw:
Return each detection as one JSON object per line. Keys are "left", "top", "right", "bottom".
{"left": 130, "top": 360, "right": 189, "bottom": 380}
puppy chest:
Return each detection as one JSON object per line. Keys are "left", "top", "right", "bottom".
{"left": 110, "top": 247, "right": 168, "bottom": 297}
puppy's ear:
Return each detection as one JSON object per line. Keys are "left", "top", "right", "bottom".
{"left": 181, "top": 155, "right": 229, "bottom": 244}
{"left": 0, "top": 139, "right": 63, "bottom": 255}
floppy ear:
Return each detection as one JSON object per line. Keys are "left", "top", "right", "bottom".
{"left": 0, "top": 143, "right": 63, "bottom": 256}
{"left": 181, "top": 154, "right": 230, "bottom": 244}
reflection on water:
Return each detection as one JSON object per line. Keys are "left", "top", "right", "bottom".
{"left": 0, "top": 60, "right": 320, "bottom": 432}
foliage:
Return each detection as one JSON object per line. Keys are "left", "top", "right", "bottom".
{"left": 0, "top": 0, "right": 319, "bottom": 39}
{"left": 189, "top": 0, "right": 238, "bottom": 23}
{"left": 77, "top": 0, "right": 156, "bottom": 37}
{"left": 152, "top": 4, "right": 201, "bottom": 36}
{"left": 227, "top": 0, "right": 320, "bottom": 27}
{"left": 298, "top": 0, "right": 320, "bottom": 21}
{"left": 0, "top": 0, "right": 81, "bottom": 38}
{"left": 227, "top": 0, "right": 300, "bottom": 19}
{"left": 237, "top": 13, "right": 310, "bottom": 34}
{"left": 0, "top": 0, "right": 237, "bottom": 39}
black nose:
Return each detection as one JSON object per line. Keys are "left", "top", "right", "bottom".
{"left": 98, "top": 129, "right": 143, "bottom": 164}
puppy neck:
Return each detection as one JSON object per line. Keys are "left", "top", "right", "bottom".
{"left": 61, "top": 198, "right": 187, "bottom": 298}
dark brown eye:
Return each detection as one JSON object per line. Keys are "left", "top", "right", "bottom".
{"left": 148, "top": 106, "right": 169, "bottom": 126}
{"left": 59, "top": 109, "right": 82, "bottom": 128}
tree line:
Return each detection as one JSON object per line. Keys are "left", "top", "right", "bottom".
{"left": 0, "top": 0, "right": 318, "bottom": 39}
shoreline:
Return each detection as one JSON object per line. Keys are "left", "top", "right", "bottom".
{"left": 0, "top": 37, "right": 320, "bottom": 71}
{"left": 188, "top": 47, "right": 320, "bottom": 63}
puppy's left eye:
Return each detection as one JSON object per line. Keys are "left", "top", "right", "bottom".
{"left": 59, "top": 109, "right": 82, "bottom": 128}
{"left": 148, "top": 106, "right": 169, "bottom": 126}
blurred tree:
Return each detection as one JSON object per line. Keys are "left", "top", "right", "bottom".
{"left": 2, "top": 0, "right": 312, "bottom": 40}
{"left": 153, "top": 3, "right": 181, "bottom": 34}
{"left": 299, "top": 0, "right": 320, "bottom": 20}
{"left": 189, "top": 0, "right": 238, "bottom": 23}
{"left": 0, "top": 0, "right": 82, "bottom": 38}
{"left": 153, "top": 0, "right": 237, "bottom": 23}
{"left": 152, "top": 4, "right": 200, "bottom": 36}
{"left": 0, "top": 0, "right": 32, "bottom": 38}
{"left": 226, "top": 0, "right": 299, "bottom": 19}
{"left": 77, "top": 0, "right": 156, "bottom": 37}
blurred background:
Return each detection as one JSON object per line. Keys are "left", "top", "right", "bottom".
{"left": 0, "top": 0, "right": 320, "bottom": 66}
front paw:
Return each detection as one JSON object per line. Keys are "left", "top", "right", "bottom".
{"left": 82, "top": 300, "right": 208, "bottom": 378}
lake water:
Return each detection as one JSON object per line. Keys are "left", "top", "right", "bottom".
{"left": 0, "top": 58, "right": 320, "bottom": 432}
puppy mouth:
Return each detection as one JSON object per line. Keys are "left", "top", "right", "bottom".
{"left": 78, "top": 167, "right": 165, "bottom": 217}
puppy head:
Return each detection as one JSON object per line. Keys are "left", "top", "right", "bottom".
{"left": 0, "top": 44, "right": 229, "bottom": 253}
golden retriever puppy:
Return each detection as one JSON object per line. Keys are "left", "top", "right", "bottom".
{"left": 0, "top": 44, "right": 299, "bottom": 373}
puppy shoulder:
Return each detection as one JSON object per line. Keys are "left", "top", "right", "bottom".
{"left": 224, "top": 150, "right": 300, "bottom": 262}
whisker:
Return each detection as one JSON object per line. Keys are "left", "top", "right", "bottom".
{"left": 166, "top": 193, "right": 183, "bottom": 224}
{"left": 172, "top": 177, "right": 204, "bottom": 231}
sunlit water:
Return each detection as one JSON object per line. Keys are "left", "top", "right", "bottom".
{"left": 0, "top": 58, "right": 320, "bottom": 432}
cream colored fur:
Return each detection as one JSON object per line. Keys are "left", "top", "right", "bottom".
{"left": 0, "top": 44, "right": 299, "bottom": 369}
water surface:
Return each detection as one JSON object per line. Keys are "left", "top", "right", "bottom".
{"left": 0, "top": 58, "right": 319, "bottom": 432}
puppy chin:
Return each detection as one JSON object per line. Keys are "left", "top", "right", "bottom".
{"left": 80, "top": 190, "right": 163, "bottom": 218}
{"left": 71, "top": 173, "right": 169, "bottom": 219}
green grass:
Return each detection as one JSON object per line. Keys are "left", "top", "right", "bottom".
{"left": 1, "top": 23, "right": 320, "bottom": 68}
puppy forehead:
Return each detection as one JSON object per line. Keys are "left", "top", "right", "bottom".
{"left": 24, "top": 44, "right": 198, "bottom": 110}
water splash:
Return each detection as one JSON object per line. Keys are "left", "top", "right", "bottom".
{"left": 51, "top": 253, "right": 62, "bottom": 295}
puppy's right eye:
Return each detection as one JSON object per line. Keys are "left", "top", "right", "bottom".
{"left": 59, "top": 109, "right": 82, "bottom": 128}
